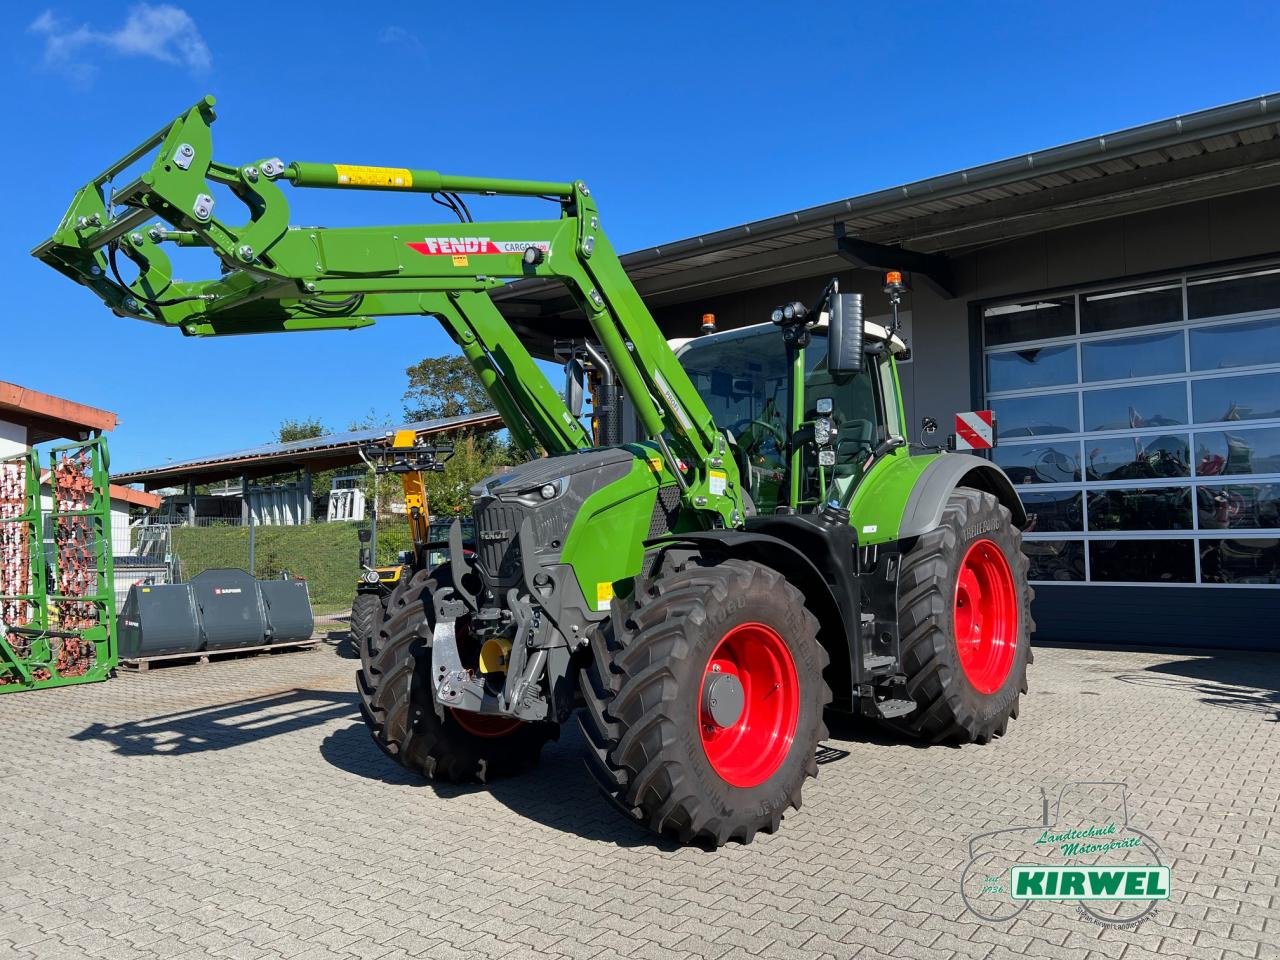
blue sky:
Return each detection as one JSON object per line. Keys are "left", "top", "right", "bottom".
{"left": 3, "top": 0, "right": 1279, "bottom": 472}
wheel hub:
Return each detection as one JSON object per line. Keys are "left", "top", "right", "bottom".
{"left": 701, "top": 671, "right": 746, "bottom": 729}
{"left": 698, "top": 622, "right": 800, "bottom": 789}
{"left": 953, "top": 538, "right": 1018, "bottom": 695}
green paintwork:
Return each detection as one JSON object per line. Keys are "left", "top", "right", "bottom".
{"left": 847, "top": 447, "right": 941, "bottom": 546}
{"left": 558, "top": 455, "right": 663, "bottom": 604}
{"left": 787, "top": 343, "right": 806, "bottom": 510}
{"left": 32, "top": 95, "right": 742, "bottom": 530}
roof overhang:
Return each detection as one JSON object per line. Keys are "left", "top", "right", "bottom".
{"left": 0, "top": 381, "right": 117, "bottom": 444}
{"left": 494, "top": 92, "right": 1280, "bottom": 339}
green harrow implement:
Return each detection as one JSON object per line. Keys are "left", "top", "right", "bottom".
{"left": 0, "top": 437, "right": 116, "bottom": 693}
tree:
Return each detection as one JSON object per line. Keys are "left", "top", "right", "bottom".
{"left": 403, "top": 354, "right": 489, "bottom": 422}
{"left": 277, "top": 417, "right": 327, "bottom": 443}
{"left": 388, "top": 352, "right": 520, "bottom": 518}
{"left": 422, "top": 434, "right": 515, "bottom": 516}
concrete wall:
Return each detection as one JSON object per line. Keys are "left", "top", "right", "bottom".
{"left": 0, "top": 419, "right": 27, "bottom": 460}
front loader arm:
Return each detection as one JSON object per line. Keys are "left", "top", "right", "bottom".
{"left": 32, "top": 95, "right": 744, "bottom": 526}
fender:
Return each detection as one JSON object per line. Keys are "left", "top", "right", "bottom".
{"left": 899, "top": 454, "right": 1027, "bottom": 540}
{"left": 646, "top": 529, "right": 859, "bottom": 710}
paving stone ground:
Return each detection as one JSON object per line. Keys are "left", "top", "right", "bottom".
{"left": 0, "top": 638, "right": 1276, "bottom": 960}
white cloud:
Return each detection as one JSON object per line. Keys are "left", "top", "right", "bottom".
{"left": 378, "top": 25, "right": 424, "bottom": 52}
{"left": 30, "top": 4, "right": 211, "bottom": 79}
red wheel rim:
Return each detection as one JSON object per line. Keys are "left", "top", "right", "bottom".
{"left": 953, "top": 539, "right": 1018, "bottom": 694}
{"left": 449, "top": 709, "right": 521, "bottom": 739}
{"left": 698, "top": 622, "right": 800, "bottom": 788}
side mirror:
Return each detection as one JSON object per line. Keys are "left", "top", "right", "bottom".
{"left": 827, "top": 292, "right": 864, "bottom": 374}
{"left": 357, "top": 528, "right": 372, "bottom": 544}
{"left": 564, "top": 356, "right": 586, "bottom": 419}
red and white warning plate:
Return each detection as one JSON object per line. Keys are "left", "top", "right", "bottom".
{"left": 955, "top": 410, "right": 995, "bottom": 450}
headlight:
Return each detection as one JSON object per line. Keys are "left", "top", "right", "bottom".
{"left": 818, "top": 449, "right": 836, "bottom": 467}
{"left": 814, "top": 416, "right": 833, "bottom": 446}
{"left": 540, "top": 483, "right": 557, "bottom": 500}
{"left": 362, "top": 570, "right": 380, "bottom": 584}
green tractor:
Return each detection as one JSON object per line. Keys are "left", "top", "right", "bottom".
{"left": 36, "top": 97, "right": 1033, "bottom": 846}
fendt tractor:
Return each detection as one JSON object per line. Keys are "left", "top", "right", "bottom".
{"left": 36, "top": 97, "right": 1033, "bottom": 846}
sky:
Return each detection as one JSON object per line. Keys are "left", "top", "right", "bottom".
{"left": 3, "top": 0, "right": 1280, "bottom": 473}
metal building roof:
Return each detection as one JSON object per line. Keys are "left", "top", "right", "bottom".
{"left": 495, "top": 92, "right": 1280, "bottom": 330}
{"left": 113, "top": 409, "right": 503, "bottom": 489}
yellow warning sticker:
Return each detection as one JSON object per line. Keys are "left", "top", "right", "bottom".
{"left": 595, "top": 581, "right": 615, "bottom": 611}
{"left": 334, "top": 164, "right": 414, "bottom": 188}
{"left": 646, "top": 456, "right": 664, "bottom": 473}
{"left": 709, "top": 469, "right": 727, "bottom": 496}
{"left": 451, "top": 254, "right": 469, "bottom": 267}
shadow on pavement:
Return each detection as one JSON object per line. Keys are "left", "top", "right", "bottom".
{"left": 318, "top": 703, "right": 904, "bottom": 848}
{"left": 319, "top": 629, "right": 360, "bottom": 660}
{"left": 318, "top": 720, "right": 683, "bottom": 849}
{"left": 71, "top": 688, "right": 361, "bottom": 756}
{"left": 1115, "top": 654, "right": 1280, "bottom": 721}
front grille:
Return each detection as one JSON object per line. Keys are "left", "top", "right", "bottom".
{"left": 472, "top": 498, "right": 527, "bottom": 588}
{"left": 648, "top": 484, "right": 682, "bottom": 539}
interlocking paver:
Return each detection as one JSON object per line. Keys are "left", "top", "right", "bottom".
{"left": 0, "top": 640, "right": 1276, "bottom": 960}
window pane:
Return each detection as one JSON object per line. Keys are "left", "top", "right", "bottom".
{"left": 1192, "top": 372, "right": 1280, "bottom": 423}
{"left": 1187, "top": 268, "right": 1280, "bottom": 319}
{"left": 987, "top": 344, "right": 1076, "bottom": 392}
{"left": 1193, "top": 427, "right": 1280, "bottom": 476}
{"left": 1081, "top": 330, "right": 1185, "bottom": 382}
{"left": 983, "top": 297, "right": 1075, "bottom": 347}
{"left": 1021, "top": 491, "right": 1083, "bottom": 533}
{"left": 990, "top": 393, "right": 1079, "bottom": 438}
{"left": 1089, "top": 539, "right": 1195, "bottom": 582}
{"left": 1081, "top": 283, "right": 1182, "bottom": 334}
{"left": 1085, "top": 434, "right": 1189, "bottom": 481}
{"left": 1087, "top": 487, "right": 1193, "bottom": 531}
{"left": 992, "top": 442, "right": 1081, "bottom": 484}
{"left": 1083, "top": 382, "right": 1187, "bottom": 431}
{"left": 1190, "top": 316, "right": 1280, "bottom": 371}
{"left": 1197, "top": 484, "right": 1280, "bottom": 530}
{"left": 1025, "top": 540, "right": 1085, "bottom": 581}
{"left": 1200, "top": 538, "right": 1280, "bottom": 584}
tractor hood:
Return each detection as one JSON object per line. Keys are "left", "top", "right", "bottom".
{"left": 469, "top": 447, "right": 642, "bottom": 590}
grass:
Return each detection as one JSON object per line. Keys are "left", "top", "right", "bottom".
{"left": 172, "top": 523, "right": 363, "bottom": 611}
{"left": 170, "top": 518, "right": 433, "bottom": 613}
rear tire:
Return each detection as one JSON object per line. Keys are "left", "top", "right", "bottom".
{"left": 356, "top": 567, "right": 554, "bottom": 781}
{"left": 349, "top": 591, "right": 383, "bottom": 653}
{"left": 579, "top": 558, "right": 829, "bottom": 846}
{"left": 888, "top": 488, "right": 1033, "bottom": 744}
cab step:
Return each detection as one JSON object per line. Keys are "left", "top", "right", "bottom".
{"left": 863, "top": 654, "right": 897, "bottom": 677}
{"left": 872, "top": 698, "right": 917, "bottom": 719}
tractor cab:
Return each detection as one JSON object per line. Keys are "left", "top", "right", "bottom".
{"left": 674, "top": 298, "right": 909, "bottom": 515}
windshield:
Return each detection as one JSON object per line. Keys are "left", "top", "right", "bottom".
{"left": 677, "top": 326, "right": 884, "bottom": 512}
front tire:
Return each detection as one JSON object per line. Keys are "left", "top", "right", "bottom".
{"left": 356, "top": 567, "right": 554, "bottom": 781}
{"left": 579, "top": 558, "right": 829, "bottom": 846}
{"left": 349, "top": 591, "right": 384, "bottom": 652}
{"left": 889, "top": 488, "right": 1033, "bottom": 744}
